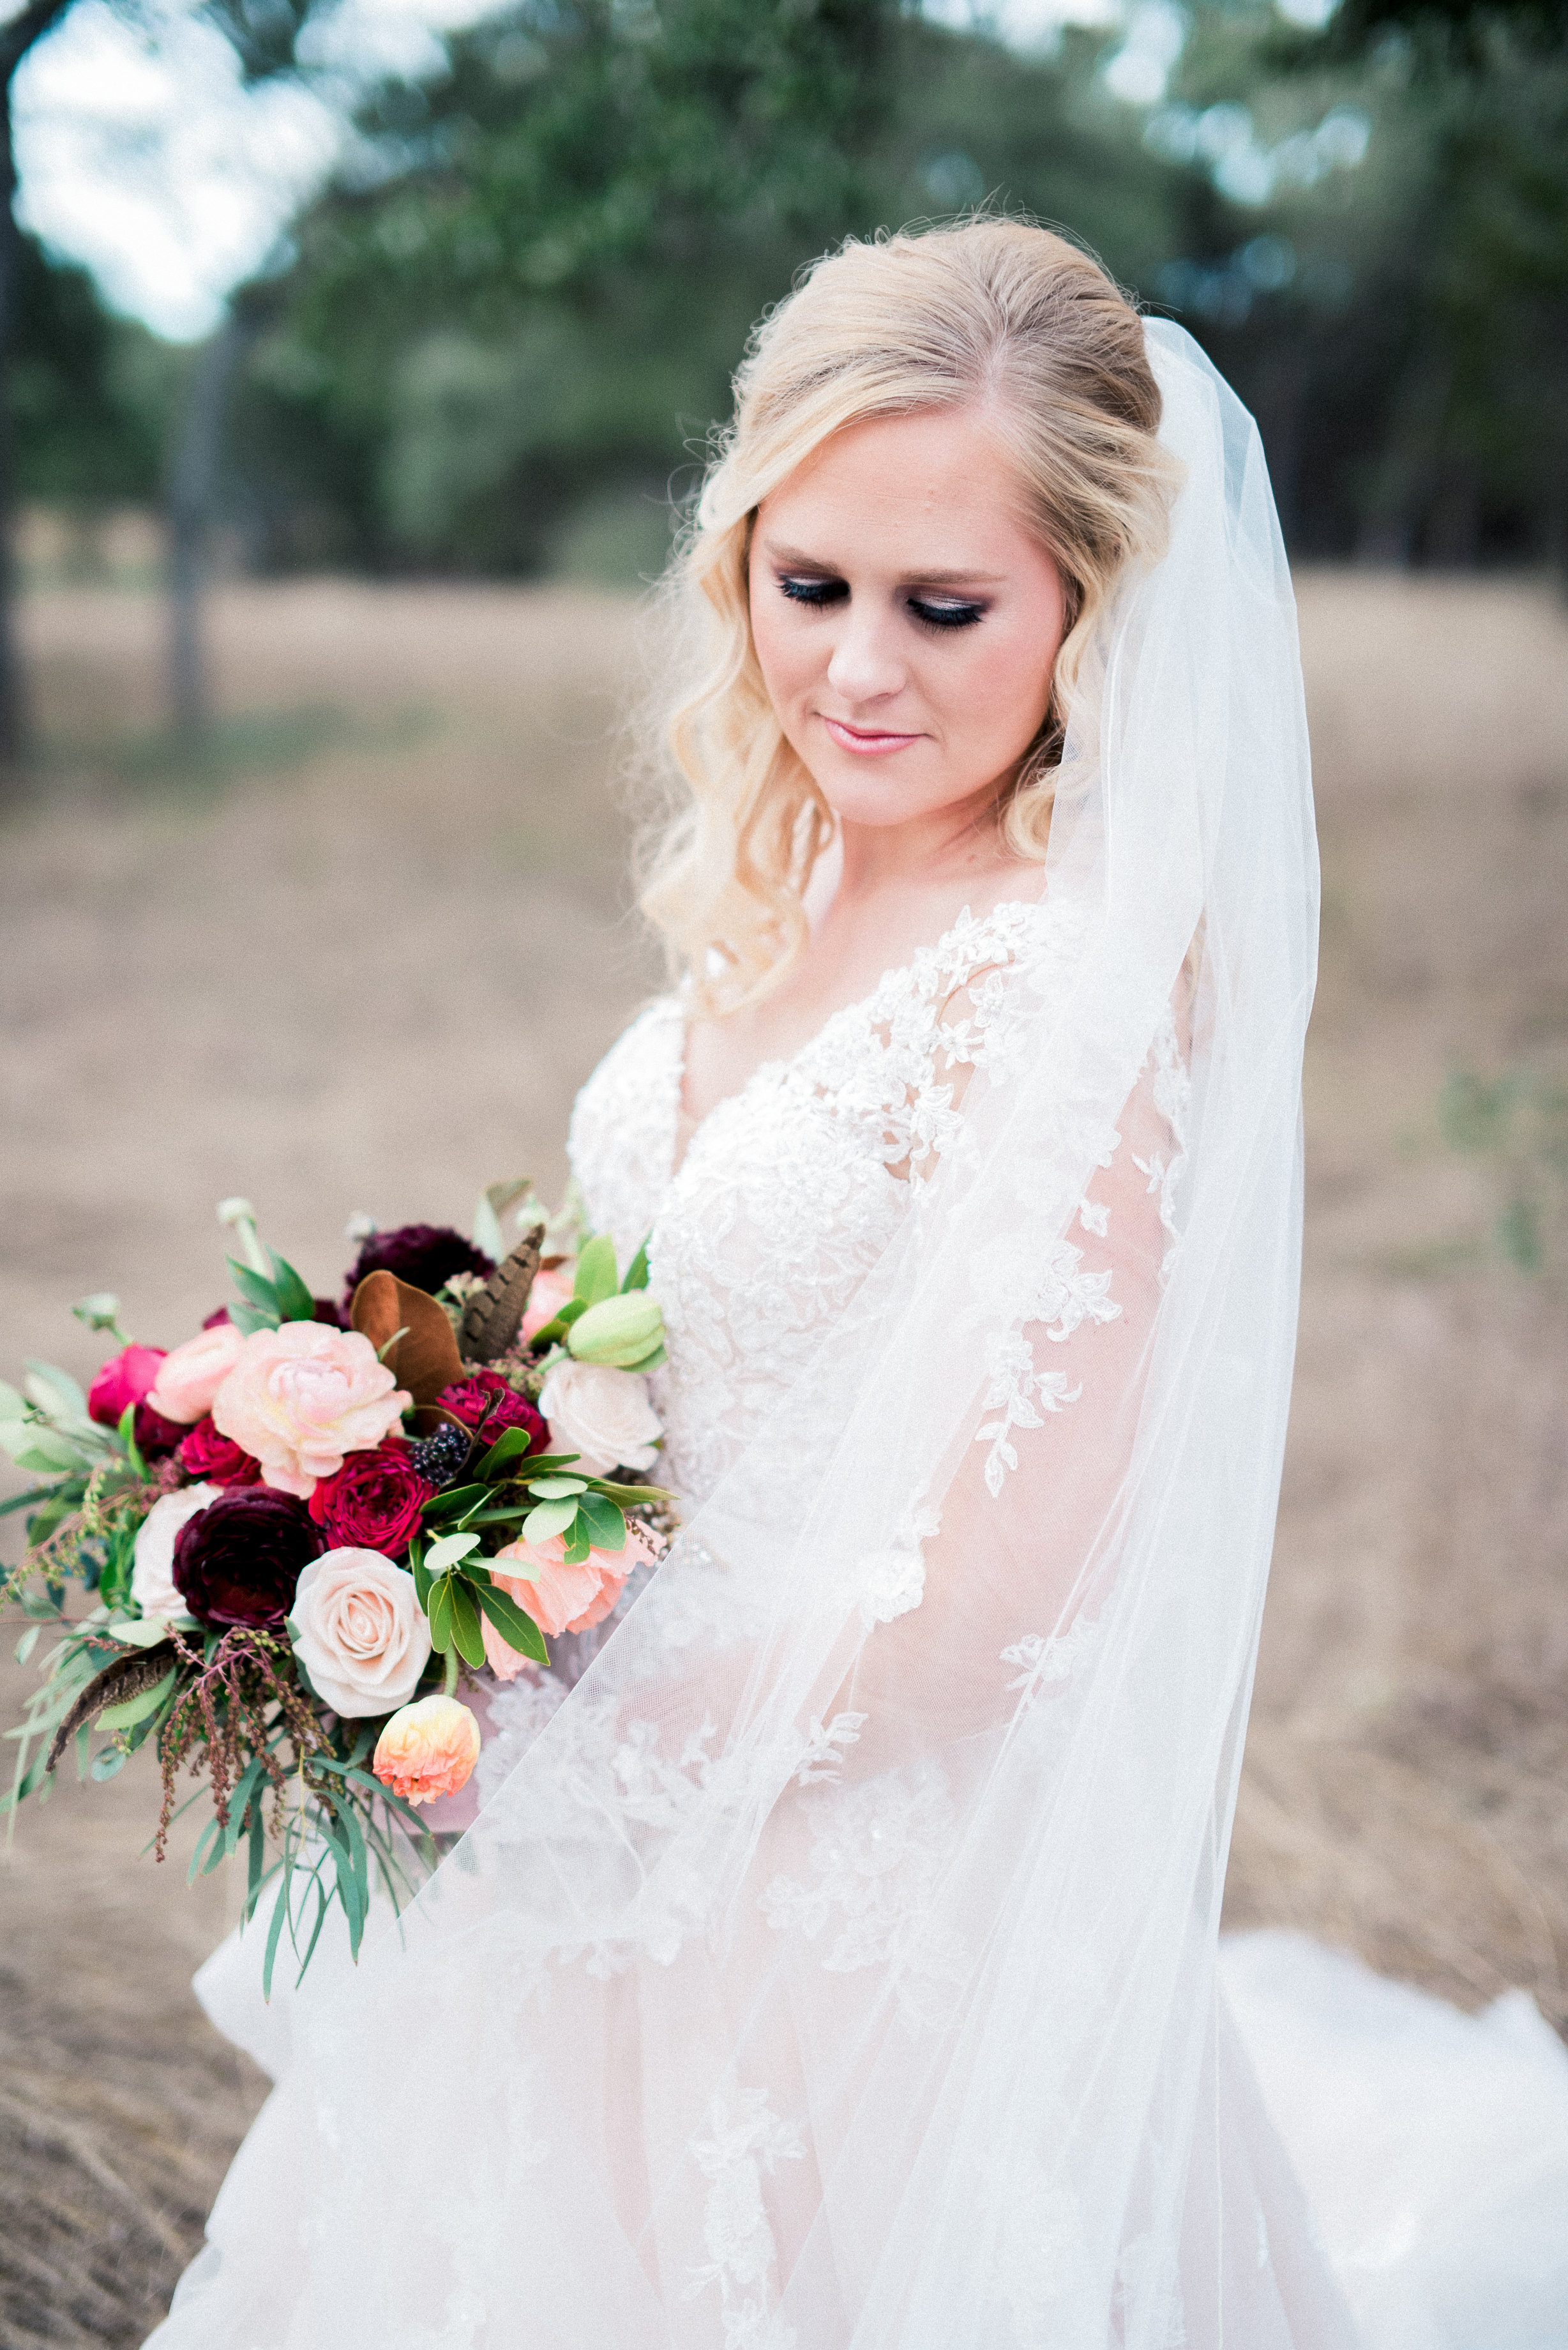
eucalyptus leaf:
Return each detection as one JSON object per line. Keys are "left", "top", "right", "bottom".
{"left": 97, "top": 1667, "right": 178, "bottom": 1730}
{"left": 89, "top": 1744, "right": 131, "bottom": 1782}
{"left": 425, "top": 1530, "right": 481, "bottom": 1575}
{"left": 14, "top": 1625, "right": 40, "bottom": 1665}
{"left": 24, "top": 1361, "right": 88, "bottom": 1420}
{"left": 527, "top": 1476, "right": 587, "bottom": 1500}
{"left": 427, "top": 1574, "right": 455, "bottom": 1653}
{"left": 522, "top": 1497, "right": 578, "bottom": 1544}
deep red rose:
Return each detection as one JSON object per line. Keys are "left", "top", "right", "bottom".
{"left": 89, "top": 1344, "right": 167, "bottom": 1428}
{"left": 435, "top": 1370, "right": 546, "bottom": 1453}
{"left": 202, "top": 1307, "right": 232, "bottom": 1330}
{"left": 178, "top": 1414, "right": 264, "bottom": 1488}
{"left": 343, "top": 1224, "right": 494, "bottom": 1313}
{"left": 306, "top": 1437, "right": 433, "bottom": 1552}
{"left": 133, "top": 1400, "right": 188, "bottom": 1460}
{"left": 172, "top": 1487, "right": 325, "bottom": 1631}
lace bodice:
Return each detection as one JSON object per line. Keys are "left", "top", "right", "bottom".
{"left": 569, "top": 898, "right": 1180, "bottom": 1510}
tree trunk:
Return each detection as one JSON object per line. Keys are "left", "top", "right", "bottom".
{"left": 167, "top": 314, "right": 252, "bottom": 747}
{"left": 0, "top": 1, "right": 72, "bottom": 786}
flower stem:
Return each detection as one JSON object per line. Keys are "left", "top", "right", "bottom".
{"left": 442, "top": 1646, "right": 458, "bottom": 1697}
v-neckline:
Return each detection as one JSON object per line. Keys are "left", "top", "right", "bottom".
{"left": 665, "top": 893, "right": 1046, "bottom": 1185}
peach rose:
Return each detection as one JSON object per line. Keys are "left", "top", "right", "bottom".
{"left": 372, "top": 1695, "right": 481, "bottom": 1806}
{"left": 485, "top": 1522, "right": 651, "bottom": 1655}
{"left": 520, "top": 1264, "right": 575, "bottom": 1341}
{"left": 211, "top": 1323, "right": 410, "bottom": 1500}
{"left": 147, "top": 1321, "right": 246, "bottom": 1424}
{"left": 288, "top": 1549, "right": 431, "bottom": 1718}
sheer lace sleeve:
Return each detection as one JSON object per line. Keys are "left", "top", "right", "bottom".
{"left": 839, "top": 974, "right": 1191, "bottom": 1771}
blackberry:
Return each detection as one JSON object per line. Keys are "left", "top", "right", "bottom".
{"left": 409, "top": 1422, "right": 472, "bottom": 1490}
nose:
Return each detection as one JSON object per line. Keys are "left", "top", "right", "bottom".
{"left": 824, "top": 602, "right": 908, "bottom": 707}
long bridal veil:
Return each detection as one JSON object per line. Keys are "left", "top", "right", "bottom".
{"left": 152, "top": 322, "right": 1349, "bottom": 2350}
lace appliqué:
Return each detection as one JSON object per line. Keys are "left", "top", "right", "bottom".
{"left": 1133, "top": 999, "right": 1192, "bottom": 1282}
{"left": 857, "top": 1503, "right": 940, "bottom": 1625}
{"left": 684, "top": 2084, "right": 804, "bottom": 2350}
{"left": 759, "top": 1759, "right": 968, "bottom": 2032}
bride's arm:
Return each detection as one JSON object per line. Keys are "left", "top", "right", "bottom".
{"left": 838, "top": 987, "right": 1186, "bottom": 1770}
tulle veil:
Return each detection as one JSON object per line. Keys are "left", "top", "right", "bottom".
{"left": 149, "top": 321, "right": 1349, "bottom": 2350}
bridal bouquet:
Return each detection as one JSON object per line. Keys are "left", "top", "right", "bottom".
{"left": 0, "top": 1188, "right": 670, "bottom": 1991}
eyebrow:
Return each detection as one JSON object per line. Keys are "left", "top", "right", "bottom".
{"left": 760, "top": 540, "right": 1003, "bottom": 588}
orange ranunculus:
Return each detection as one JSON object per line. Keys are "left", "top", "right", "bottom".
{"left": 372, "top": 1695, "right": 480, "bottom": 1806}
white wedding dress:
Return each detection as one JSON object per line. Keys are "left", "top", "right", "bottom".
{"left": 149, "top": 326, "right": 1568, "bottom": 2350}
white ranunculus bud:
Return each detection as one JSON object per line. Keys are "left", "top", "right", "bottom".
{"left": 131, "top": 1484, "right": 221, "bottom": 1620}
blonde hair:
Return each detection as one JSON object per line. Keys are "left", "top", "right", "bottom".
{"left": 638, "top": 218, "right": 1179, "bottom": 1012}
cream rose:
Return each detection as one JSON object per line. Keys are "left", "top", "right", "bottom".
{"left": 147, "top": 1320, "right": 246, "bottom": 1424}
{"left": 288, "top": 1549, "right": 431, "bottom": 1718}
{"left": 211, "top": 1323, "right": 410, "bottom": 1499}
{"left": 131, "top": 1483, "right": 221, "bottom": 1619}
{"left": 538, "top": 1360, "right": 660, "bottom": 1476}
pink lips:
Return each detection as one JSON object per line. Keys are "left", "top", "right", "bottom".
{"left": 820, "top": 715, "right": 923, "bottom": 756}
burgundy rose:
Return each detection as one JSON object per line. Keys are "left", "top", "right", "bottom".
{"left": 133, "top": 1400, "right": 188, "bottom": 1461}
{"left": 178, "top": 1414, "right": 264, "bottom": 1489}
{"left": 89, "top": 1344, "right": 167, "bottom": 1429}
{"left": 202, "top": 1307, "right": 232, "bottom": 1330}
{"left": 343, "top": 1224, "right": 494, "bottom": 1312}
{"left": 172, "top": 1487, "right": 326, "bottom": 1631}
{"left": 435, "top": 1370, "right": 546, "bottom": 1454}
{"left": 306, "top": 1437, "right": 433, "bottom": 1552}
{"left": 312, "top": 1295, "right": 351, "bottom": 1331}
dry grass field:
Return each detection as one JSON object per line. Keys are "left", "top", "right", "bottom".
{"left": 1, "top": 570, "right": 1566, "bottom": 2345}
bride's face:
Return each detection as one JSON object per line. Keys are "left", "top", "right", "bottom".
{"left": 748, "top": 404, "right": 1067, "bottom": 833}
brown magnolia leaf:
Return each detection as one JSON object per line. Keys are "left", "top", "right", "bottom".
{"left": 351, "top": 1270, "right": 465, "bottom": 1406}
{"left": 46, "top": 1640, "right": 177, "bottom": 1775}
{"left": 460, "top": 1231, "right": 542, "bottom": 1364}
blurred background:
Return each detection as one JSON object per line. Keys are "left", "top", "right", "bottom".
{"left": 1, "top": 0, "right": 1566, "bottom": 2341}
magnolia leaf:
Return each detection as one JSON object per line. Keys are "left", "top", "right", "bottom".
{"left": 572, "top": 1234, "right": 619, "bottom": 1308}
{"left": 425, "top": 1530, "right": 481, "bottom": 1575}
{"left": 522, "top": 1497, "right": 578, "bottom": 1544}
{"left": 351, "top": 1270, "right": 464, "bottom": 1405}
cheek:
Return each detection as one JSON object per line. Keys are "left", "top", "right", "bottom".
{"left": 943, "top": 622, "right": 1058, "bottom": 755}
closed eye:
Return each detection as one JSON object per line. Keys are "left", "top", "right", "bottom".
{"left": 907, "top": 596, "right": 985, "bottom": 631}
{"left": 779, "top": 575, "right": 847, "bottom": 609}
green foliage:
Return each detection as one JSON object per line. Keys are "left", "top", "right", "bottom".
{"left": 1438, "top": 1061, "right": 1568, "bottom": 1273}
{"left": 10, "top": 232, "right": 177, "bottom": 508}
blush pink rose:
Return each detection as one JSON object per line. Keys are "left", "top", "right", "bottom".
{"left": 211, "top": 1323, "right": 411, "bottom": 1500}
{"left": 520, "top": 1263, "right": 575, "bottom": 1341}
{"left": 485, "top": 1524, "right": 645, "bottom": 1652}
{"left": 372, "top": 1695, "right": 481, "bottom": 1806}
{"left": 88, "top": 1344, "right": 167, "bottom": 1429}
{"left": 289, "top": 1548, "right": 431, "bottom": 1718}
{"left": 147, "top": 1320, "right": 246, "bottom": 1424}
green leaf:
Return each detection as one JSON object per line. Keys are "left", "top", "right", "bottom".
{"left": 573, "top": 1233, "right": 619, "bottom": 1307}
{"left": 268, "top": 1250, "right": 317, "bottom": 1324}
{"left": 262, "top": 1867, "right": 292, "bottom": 2001}
{"left": 24, "top": 1361, "right": 89, "bottom": 1420}
{"left": 527, "top": 1476, "right": 587, "bottom": 1500}
{"left": 427, "top": 1573, "right": 455, "bottom": 1653}
{"left": 425, "top": 1530, "right": 480, "bottom": 1575}
{"left": 621, "top": 1239, "right": 651, "bottom": 1293}
{"left": 89, "top": 1744, "right": 130, "bottom": 1782}
{"left": 97, "top": 1667, "right": 178, "bottom": 1731}
{"left": 447, "top": 1577, "right": 487, "bottom": 1670}
{"left": 475, "top": 1425, "right": 540, "bottom": 1481}
{"left": 14, "top": 1625, "right": 40, "bottom": 1665}
{"left": 228, "top": 1259, "right": 283, "bottom": 1319}
{"left": 522, "top": 1497, "right": 578, "bottom": 1544}
{"left": 228, "top": 1300, "right": 275, "bottom": 1338}
{"left": 562, "top": 1516, "right": 592, "bottom": 1566}
{"left": 471, "top": 1577, "right": 549, "bottom": 1665}
{"left": 578, "top": 1492, "right": 626, "bottom": 1551}
{"left": 12, "top": 1423, "right": 91, "bottom": 1473}
{"left": 116, "top": 1403, "right": 146, "bottom": 1482}
{"left": 0, "top": 1484, "right": 57, "bottom": 1519}
{"left": 411, "top": 1552, "right": 433, "bottom": 1610}
{"left": 422, "top": 1482, "right": 487, "bottom": 1522}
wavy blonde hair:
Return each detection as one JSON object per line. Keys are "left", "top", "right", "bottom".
{"left": 638, "top": 218, "right": 1179, "bottom": 1012}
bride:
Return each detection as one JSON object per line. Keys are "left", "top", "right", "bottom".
{"left": 148, "top": 221, "right": 1567, "bottom": 2349}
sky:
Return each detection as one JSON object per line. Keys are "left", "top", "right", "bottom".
{"left": 13, "top": 0, "right": 1214, "bottom": 344}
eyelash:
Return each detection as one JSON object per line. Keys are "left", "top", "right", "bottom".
{"left": 777, "top": 577, "right": 986, "bottom": 632}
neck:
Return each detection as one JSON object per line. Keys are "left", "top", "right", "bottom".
{"left": 831, "top": 780, "right": 1021, "bottom": 907}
